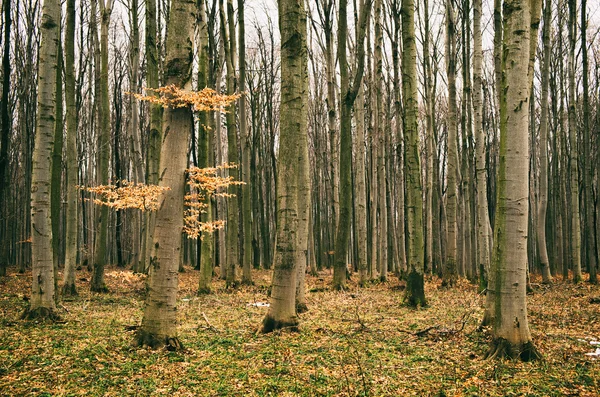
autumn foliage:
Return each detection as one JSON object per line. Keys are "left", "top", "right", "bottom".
{"left": 81, "top": 86, "right": 242, "bottom": 239}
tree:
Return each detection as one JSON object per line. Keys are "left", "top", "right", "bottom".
{"left": 62, "top": 0, "right": 78, "bottom": 295}
{"left": 486, "top": 0, "right": 541, "bottom": 361}
{"left": 332, "top": 0, "right": 370, "bottom": 290}
{"left": 91, "top": 0, "right": 114, "bottom": 293}
{"left": 442, "top": 0, "right": 459, "bottom": 287}
{"left": 261, "top": 0, "right": 309, "bottom": 333}
{"left": 134, "top": 0, "right": 197, "bottom": 349}
{"left": 537, "top": 0, "right": 553, "bottom": 284}
{"left": 401, "top": 0, "right": 426, "bottom": 307}
{"left": 24, "top": 0, "right": 61, "bottom": 319}
{"left": 0, "top": 0, "right": 12, "bottom": 277}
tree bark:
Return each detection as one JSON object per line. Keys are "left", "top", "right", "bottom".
{"left": 135, "top": 0, "right": 196, "bottom": 350}
{"left": 261, "top": 0, "right": 308, "bottom": 332}
{"left": 401, "top": 0, "right": 426, "bottom": 306}
{"left": 62, "top": 0, "right": 78, "bottom": 295}
{"left": 486, "top": 0, "right": 541, "bottom": 361}
{"left": 25, "top": 0, "right": 61, "bottom": 319}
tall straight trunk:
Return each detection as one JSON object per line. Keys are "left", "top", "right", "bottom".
{"left": 24, "top": 0, "right": 61, "bottom": 319}
{"left": 374, "top": 0, "right": 387, "bottom": 281}
{"left": 355, "top": 84, "right": 368, "bottom": 285}
{"left": 422, "top": 0, "right": 434, "bottom": 275}
{"left": 51, "top": 32, "right": 63, "bottom": 274}
{"left": 197, "top": 0, "right": 214, "bottom": 294}
{"left": 220, "top": 0, "right": 239, "bottom": 287}
{"left": 91, "top": 0, "right": 113, "bottom": 293}
{"left": 135, "top": 0, "right": 196, "bottom": 350}
{"left": 443, "top": 0, "right": 459, "bottom": 287}
{"left": 486, "top": 0, "right": 541, "bottom": 361}
{"left": 62, "top": 0, "right": 78, "bottom": 295}
{"left": 537, "top": 0, "right": 553, "bottom": 283}
{"left": 567, "top": 0, "right": 581, "bottom": 282}
{"left": 261, "top": 0, "right": 308, "bottom": 332}
{"left": 129, "top": 0, "right": 144, "bottom": 271}
{"left": 391, "top": 1, "right": 406, "bottom": 274}
{"left": 142, "top": 0, "right": 162, "bottom": 273}
{"left": 482, "top": 0, "right": 503, "bottom": 326}
{"left": 401, "top": 0, "right": 425, "bottom": 306}
{"left": 473, "top": 0, "right": 491, "bottom": 290}
{"left": 0, "top": 0, "right": 11, "bottom": 277}
{"left": 239, "top": 0, "right": 252, "bottom": 285}
{"left": 332, "top": 0, "right": 370, "bottom": 290}
{"left": 580, "top": 0, "right": 596, "bottom": 284}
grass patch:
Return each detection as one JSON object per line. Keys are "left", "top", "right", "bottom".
{"left": 0, "top": 267, "right": 598, "bottom": 396}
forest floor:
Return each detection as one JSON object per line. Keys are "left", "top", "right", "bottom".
{"left": 0, "top": 266, "right": 599, "bottom": 396}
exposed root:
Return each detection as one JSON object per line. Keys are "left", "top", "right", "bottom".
{"left": 485, "top": 338, "right": 542, "bottom": 362}
{"left": 296, "top": 302, "right": 309, "bottom": 314}
{"left": 133, "top": 328, "right": 184, "bottom": 351}
{"left": 90, "top": 283, "right": 109, "bottom": 293}
{"left": 61, "top": 283, "right": 78, "bottom": 297}
{"left": 197, "top": 287, "right": 212, "bottom": 295}
{"left": 260, "top": 314, "right": 299, "bottom": 334}
{"left": 21, "top": 306, "right": 62, "bottom": 322}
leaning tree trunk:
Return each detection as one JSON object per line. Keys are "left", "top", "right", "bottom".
{"left": 401, "top": 0, "right": 426, "bottom": 307}
{"left": 486, "top": 0, "right": 541, "bottom": 361}
{"left": 134, "top": 0, "right": 196, "bottom": 350}
{"left": 261, "top": 0, "right": 308, "bottom": 333}
{"left": 62, "top": 0, "right": 78, "bottom": 296}
{"left": 25, "top": 0, "right": 61, "bottom": 319}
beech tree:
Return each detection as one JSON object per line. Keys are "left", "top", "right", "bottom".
{"left": 261, "top": 0, "right": 309, "bottom": 333}
{"left": 24, "top": 0, "right": 60, "bottom": 319}
{"left": 486, "top": 0, "right": 542, "bottom": 361}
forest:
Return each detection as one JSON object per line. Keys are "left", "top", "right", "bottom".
{"left": 0, "top": 0, "right": 599, "bottom": 395}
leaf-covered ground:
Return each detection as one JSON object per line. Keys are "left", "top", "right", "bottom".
{"left": 1, "top": 266, "right": 598, "bottom": 396}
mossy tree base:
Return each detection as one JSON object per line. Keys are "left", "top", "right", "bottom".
{"left": 260, "top": 315, "right": 299, "bottom": 334}
{"left": 61, "top": 283, "right": 78, "bottom": 297}
{"left": 241, "top": 279, "right": 255, "bottom": 286}
{"left": 134, "top": 329, "right": 184, "bottom": 351}
{"left": 485, "top": 338, "right": 542, "bottom": 362}
{"left": 405, "top": 271, "right": 427, "bottom": 308}
{"left": 197, "top": 287, "right": 212, "bottom": 295}
{"left": 90, "top": 284, "right": 109, "bottom": 293}
{"left": 21, "top": 307, "right": 62, "bottom": 322}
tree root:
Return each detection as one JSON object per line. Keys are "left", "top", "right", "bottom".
{"left": 197, "top": 287, "right": 212, "bottom": 295}
{"left": 296, "top": 302, "right": 309, "bottom": 314}
{"left": 21, "top": 307, "right": 62, "bottom": 322}
{"left": 61, "top": 283, "right": 78, "bottom": 297}
{"left": 484, "top": 338, "right": 542, "bottom": 362}
{"left": 133, "top": 328, "right": 184, "bottom": 351}
{"left": 260, "top": 314, "right": 299, "bottom": 334}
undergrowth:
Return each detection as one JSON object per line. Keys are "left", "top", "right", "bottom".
{"left": 0, "top": 266, "right": 598, "bottom": 396}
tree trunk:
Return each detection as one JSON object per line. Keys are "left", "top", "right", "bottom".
{"left": 135, "top": 0, "right": 196, "bottom": 350}
{"left": 442, "top": 0, "right": 459, "bottom": 287}
{"left": 261, "top": 0, "right": 308, "bottom": 332}
{"left": 332, "top": 0, "right": 370, "bottom": 290}
{"left": 24, "top": 0, "right": 61, "bottom": 319}
{"left": 91, "top": 0, "right": 113, "bottom": 293}
{"left": 0, "top": 0, "right": 11, "bottom": 277}
{"left": 567, "top": 0, "right": 582, "bottom": 283}
{"left": 537, "top": 0, "right": 553, "bottom": 284}
{"left": 486, "top": 0, "right": 541, "bottom": 361}
{"left": 354, "top": 83, "right": 368, "bottom": 286}
{"left": 62, "top": 0, "right": 78, "bottom": 296}
{"left": 239, "top": 0, "right": 253, "bottom": 285}
{"left": 197, "top": 0, "right": 214, "bottom": 294}
{"left": 401, "top": 0, "right": 426, "bottom": 306}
